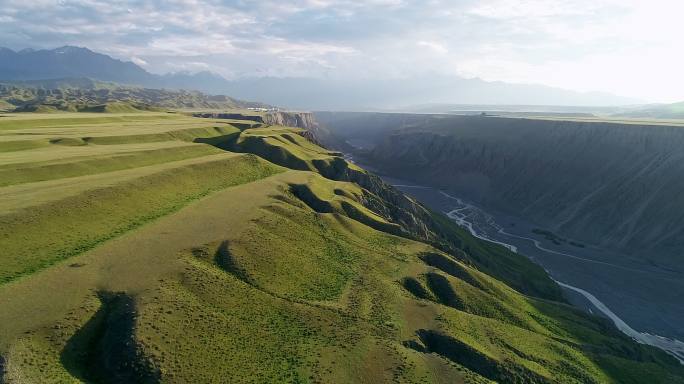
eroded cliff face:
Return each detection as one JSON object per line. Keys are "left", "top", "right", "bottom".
{"left": 194, "top": 110, "right": 344, "bottom": 152}
{"left": 372, "top": 117, "right": 684, "bottom": 270}
{"left": 264, "top": 111, "right": 318, "bottom": 128}
{"left": 318, "top": 113, "right": 684, "bottom": 272}
{"left": 193, "top": 111, "right": 318, "bottom": 129}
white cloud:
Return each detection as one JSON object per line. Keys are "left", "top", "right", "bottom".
{"left": 455, "top": 0, "right": 684, "bottom": 102}
{"left": 468, "top": 0, "right": 596, "bottom": 19}
{"left": 417, "top": 41, "right": 448, "bottom": 54}
{"left": 262, "top": 38, "right": 357, "bottom": 56}
{"left": 164, "top": 61, "right": 211, "bottom": 72}
{"left": 130, "top": 56, "right": 148, "bottom": 66}
{"left": 0, "top": 0, "right": 683, "bottom": 102}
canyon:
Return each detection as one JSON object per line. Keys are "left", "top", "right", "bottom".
{"left": 316, "top": 111, "right": 684, "bottom": 343}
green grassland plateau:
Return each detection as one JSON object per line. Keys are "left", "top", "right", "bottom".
{"left": 0, "top": 112, "right": 682, "bottom": 383}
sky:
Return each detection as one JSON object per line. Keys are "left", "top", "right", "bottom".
{"left": 0, "top": 0, "right": 683, "bottom": 102}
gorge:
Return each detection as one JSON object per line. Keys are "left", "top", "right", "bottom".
{"left": 315, "top": 111, "right": 684, "bottom": 345}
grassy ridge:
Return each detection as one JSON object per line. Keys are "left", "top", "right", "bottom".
{"left": 224, "top": 124, "right": 562, "bottom": 301}
{"left": 0, "top": 113, "right": 281, "bottom": 284}
{"left": 1, "top": 113, "right": 683, "bottom": 383}
{"left": 0, "top": 153, "right": 281, "bottom": 284}
{"left": 0, "top": 144, "right": 222, "bottom": 186}
{"left": 0, "top": 113, "right": 181, "bottom": 131}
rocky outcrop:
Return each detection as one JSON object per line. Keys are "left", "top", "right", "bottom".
{"left": 193, "top": 111, "right": 318, "bottom": 130}
{"left": 264, "top": 111, "right": 317, "bottom": 129}
{"left": 195, "top": 110, "right": 342, "bottom": 150}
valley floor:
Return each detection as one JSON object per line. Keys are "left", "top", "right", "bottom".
{"left": 384, "top": 181, "right": 684, "bottom": 360}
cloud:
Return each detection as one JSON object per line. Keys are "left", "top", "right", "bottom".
{"left": 130, "top": 56, "right": 148, "bottom": 66}
{"left": 417, "top": 41, "right": 448, "bottom": 54}
{"left": 164, "top": 61, "right": 211, "bottom": 71}
{"left": 0, "top": 0, "right": 682, "bottom": 101}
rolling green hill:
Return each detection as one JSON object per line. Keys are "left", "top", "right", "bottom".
{"left": 1, "top": 112, "right": 683, "bottom": 383}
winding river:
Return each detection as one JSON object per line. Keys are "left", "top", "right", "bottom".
{"left": 399, "top": 184, "right": 684, "bottom": 363}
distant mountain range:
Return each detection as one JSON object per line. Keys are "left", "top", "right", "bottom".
{"left": 0, "top": 46, "right": 152, "bottom": 85}
{"left": 0, "top": 46, "right": 649, "bottom": 110}
{"left": 0, "top": 46, "right": 230, "bottom": 93}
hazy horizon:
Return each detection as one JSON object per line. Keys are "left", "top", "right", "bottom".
{"left": 1, "top": 0, "right": 683, "bottom": 103}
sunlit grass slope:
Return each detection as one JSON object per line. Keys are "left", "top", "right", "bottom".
{"left": 0, "top": 112, "right": 682, "bottom": 383}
